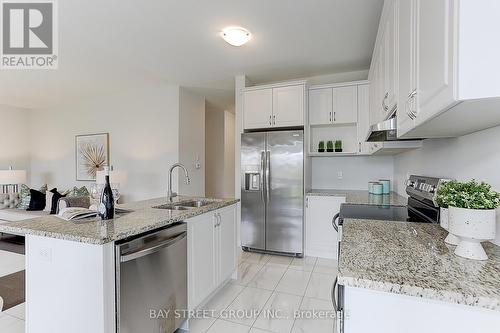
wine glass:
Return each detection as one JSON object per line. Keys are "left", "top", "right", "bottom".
{"left": 111, "top": 183, "right": 120, "bottom": 205}
{"left": 90, "top": 183, "right": 104, "bottom": 205}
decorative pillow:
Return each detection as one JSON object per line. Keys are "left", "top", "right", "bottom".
{"left": 0, "top": 193, "right": 20, "bottom": 209}
{"left": 68, "top": 186, "right": 90, "bottom": 198}
{"left": 57, "top": 196, "right": 91, "bottom": 213}
{"left": 50, "top": 188, "right": 67, "bottom": 214}
{"left": 17, "top": 184, "right": 47, "bottom": 210}
{"left": 44, "top": 189, "right": 55, "bottom": 212}
{"left": 27, "top": 189, "right": 46, "bottom": 211}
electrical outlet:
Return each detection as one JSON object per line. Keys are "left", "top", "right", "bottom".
{"left": 337, "top": 171, "right": 343, "bottom": 179}
{"left": 39, "top": 248, "right": 52, "bottom": 262}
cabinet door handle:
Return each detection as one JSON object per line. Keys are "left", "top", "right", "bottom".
{"left": 382, "top": 92, "right": 389, "bottom": 112}
{"left": 273, "top": 115, "right": 276, "bottom": 125}
{"left": 359, "top": 142, "right": 361, "bottom": 153}
{"left": 269, "top": 115, "right": 272, "bottom": 126}
{"left": 333, "top": 111, "right": 336, "bottom": 122}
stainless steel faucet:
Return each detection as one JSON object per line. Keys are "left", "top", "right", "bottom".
{"left": 167, "top": 163, "right": 191, "bottom": 202}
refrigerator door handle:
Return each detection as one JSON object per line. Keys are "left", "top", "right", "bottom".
{"left": 260, "top": 151, "right": 266, "bottom": 203}
{"left": 265, "top": 151, "right": 270, "bottom": 204}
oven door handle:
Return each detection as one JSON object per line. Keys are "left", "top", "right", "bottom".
{"left": 332, "top": 213, "right": 339, "bottom": 232}
{"left": 331, "top": 277, "right": 338, "bottom": 311}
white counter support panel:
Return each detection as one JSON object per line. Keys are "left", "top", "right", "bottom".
{"left": 26, "top": 235, "right": 116, "bottom": 333}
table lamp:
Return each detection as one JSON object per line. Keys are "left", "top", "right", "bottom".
{"left": 0, "top": 166, "right": 27, "bottom": 193}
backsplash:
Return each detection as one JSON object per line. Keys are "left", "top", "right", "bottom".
{"left": 393, "top": 125, "right": 500, "bottom": 246}
{"left": 312, "top": 156, "right": 395, "bottom": 191}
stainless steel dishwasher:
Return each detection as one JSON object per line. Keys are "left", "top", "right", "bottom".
{"left": 116, "top": 223, "right": 187, "bottom": 333}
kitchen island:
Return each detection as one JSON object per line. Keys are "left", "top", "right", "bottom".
{"left": 0, "top": 196, "right": 239, "bottom": 333}
{"left": 338, "top": 219, "right": 500, "bottom": 333}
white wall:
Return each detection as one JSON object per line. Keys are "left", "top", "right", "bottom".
{"left": 179, "top": 88, "right": 205, "bottom": 197}
{"left": 0, "top": 105, "right": 32, "bottom": 179}
{"left": 205, "top": 108, "right": 235, "bottom": 198}
{"left": 205, "top": 107, "right": 225, "bottom": 198}
{"left": 224, "top": 111, "right": 235, "bottom": 197}
{"left": 394, "top": 126, "right": 500, "bottom": 194}
{"left": 312, "top": 156, "right": 395, "bottom": 190}
{"left": 29, "top": 84, "right": 181, "bottom": 202}
{"left": 393, "top": 125, "right": 500, "bottom": 245}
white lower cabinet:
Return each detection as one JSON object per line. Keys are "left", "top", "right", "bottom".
{"left": 187, "top": 204, "right": 237, "bottom": 310}
{"left": 343, "top": 286, "right": 500, "bottom": 333}
{"left": 305, "top": 195, "right": 345, "bottom": 259}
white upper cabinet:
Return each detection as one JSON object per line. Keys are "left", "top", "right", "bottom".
{"left": 243, "top": 82, "right": 305, "bottom": 130}
{"left": 383, "top": 2, "right": 398, "bottom": 114}
{"left": 333, "top": 86, "right": 358, "bottom": 124}
{"left": 392, "top": 0, "right": 500, "bottom": 138}
{"left": 414, "top": 0, "right": 455, "bottom": 125}
{"left": 369, "top": 0, "right": 398, "bottom": 127}
{"left": 309, "top": 88, "right": 333, "bottom": 125}
{"left": 309, "top": 85, "right": 357, "bottom": 126}
{"left": 396, "top": 0, "right": 416, "bottom": 137}
{"left": 273, "top": 85, "right": 304, "bottom": 128}
{"left": 243, "top": 88, "right": 273, "bottom": 130}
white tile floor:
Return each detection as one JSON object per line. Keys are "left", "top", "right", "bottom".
{"left": 188, "top": 252, "right": 338, "bottom": 333}
{"left": 0, "top": 251, "right": 337, "bottom": 333}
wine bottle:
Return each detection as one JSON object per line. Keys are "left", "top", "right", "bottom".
{"left": 99, "top": 166, "right": 115, "bottom": 220}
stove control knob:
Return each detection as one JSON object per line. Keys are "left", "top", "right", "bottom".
{"left": 405, "top": 179, "right": 415, "bottom": 187}
{"left": 429, "top": 185, "right": 436, "bottom": 193}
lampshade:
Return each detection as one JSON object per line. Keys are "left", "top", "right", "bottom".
{"left": 96, "top": 170, "right": 127, "bottom": 185}
{"left": 0, "top": 169, "right": 27, "bottom": 185}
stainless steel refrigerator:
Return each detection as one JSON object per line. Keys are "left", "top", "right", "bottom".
{"left": 241, "top": 130, "right": 304, "bottom": 256}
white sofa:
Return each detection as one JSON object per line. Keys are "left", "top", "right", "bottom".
{"left": 0, "top": 195, "right": 90, "bottom": 224}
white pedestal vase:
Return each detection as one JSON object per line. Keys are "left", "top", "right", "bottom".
{"left": 440, "top": 208, "right": 460, "bottom": 246}
{"left": 449, "top": 207, "right": 496, "bottom": 260}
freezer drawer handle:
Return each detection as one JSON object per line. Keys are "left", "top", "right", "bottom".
{"left": 120, "top": 232, "right": 187, "bottom": 263}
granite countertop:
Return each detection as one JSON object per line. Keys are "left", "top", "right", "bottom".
{"left": 0, "top": 197, "right": 239, "bottom": 245}
{"left": 338, "top": 219, "right": 500, "bottom": 311}
{"left": 307, "top": 189, "right": 407, "bottom": 206}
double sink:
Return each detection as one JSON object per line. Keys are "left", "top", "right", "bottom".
{"left": 153, "top": 199, "right": 214, "bottom": 212}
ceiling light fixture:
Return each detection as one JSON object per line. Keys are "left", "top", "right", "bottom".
{"left": 221, "top": 27, "right": 252, "bottom": 46}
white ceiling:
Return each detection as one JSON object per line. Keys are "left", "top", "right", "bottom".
{"left": 0, "top": 0, "right": 383, "bottom": 111}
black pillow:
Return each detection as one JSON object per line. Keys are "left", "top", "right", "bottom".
{"left": 50, "top": 188, "right": 66, "bottom": 215}
{"left": 27, "top": 189, "right": 46, "bottom": 211}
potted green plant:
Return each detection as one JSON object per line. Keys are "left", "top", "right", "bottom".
{"left": 435, "top": 181, "right": 460, "bottom": 246}
{"left": 326, "top": 141, "right": 334, "bottom": 153}
{"left": 436, "top": 180, "right": 500, "bottom": 260}
{"left": 318, "top": 141, "right": 325, "bottom": 153}
{"left": 335, "top": 140, "right": 343, "bottom": 152}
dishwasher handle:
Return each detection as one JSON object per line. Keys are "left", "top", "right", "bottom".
{"left": 120, "top": 232, "right": 187, "bottom": 263}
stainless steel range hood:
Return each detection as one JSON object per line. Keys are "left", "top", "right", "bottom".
{"left": 366, "top": 116, "right": 423, "bottom": 142}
